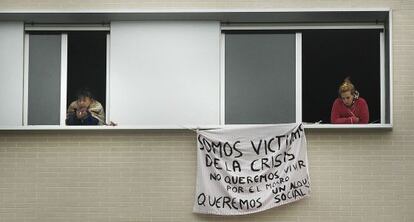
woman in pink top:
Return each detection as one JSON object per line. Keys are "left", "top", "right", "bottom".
{"left": 330, "top": 77, "right": 369, "bottom": 124}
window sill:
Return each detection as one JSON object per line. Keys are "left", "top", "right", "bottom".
{"left": 0, "top": 123, "right": 393, "bottom": 131}
{"left": 303, "top": 123, "right": 392, "bottom": 129}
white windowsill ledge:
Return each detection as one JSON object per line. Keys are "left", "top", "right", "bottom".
{"left": 0, "top": 124, "right": 393, "bottom": 130}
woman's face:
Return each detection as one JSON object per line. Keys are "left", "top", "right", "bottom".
{"left": 340, "top": 91, "right": 354, "bottom": 107}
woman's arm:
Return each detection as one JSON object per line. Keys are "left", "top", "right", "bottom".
{"left": 81, "top": 112, "right": 99, "bottom": 125}
{"left": 89, "top": 101, "right": 105, "bottom": 125}
{"left": 331, "top": 99, "right": 358, "bottom": 124}
{"left": 357, "top": 98, "right": 369, "bottom": 124}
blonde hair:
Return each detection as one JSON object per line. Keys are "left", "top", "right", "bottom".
{"left": 338, "top": 77, "right": 359, "bottom": 99}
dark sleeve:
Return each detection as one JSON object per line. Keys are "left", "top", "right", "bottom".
{"left": 331, "top": 99, "right": 352, "bottom": 124}
{"left": 81, "top": 112, "right": 99, "bottom": 125}
{"left": 66, "top": 113, "right": 81, "bottom": 125}
{"left": 357, "top": 99, "right": 369, "bottom": 124}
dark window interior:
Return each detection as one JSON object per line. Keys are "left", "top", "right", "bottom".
{"left": 302, "top": 29, "right": 381, "bottom": 124}
{"left": 67, "top": 31, "right": 107, "bottom": 109}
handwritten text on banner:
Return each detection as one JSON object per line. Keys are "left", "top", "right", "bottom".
{"left": 193, "top": 123, "right": 311, "bottom": 215}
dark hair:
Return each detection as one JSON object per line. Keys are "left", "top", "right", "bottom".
{"left": 76, "top": 88, "right": 94, "bottom": 100}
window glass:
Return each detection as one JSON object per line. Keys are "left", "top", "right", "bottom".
{"left": 28, "top": 34, "right": 61, "bottom": 125}
{"left": 225, "top": 32, "right": 296, "bottom": 124}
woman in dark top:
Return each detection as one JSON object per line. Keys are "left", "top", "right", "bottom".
{"left": 66, "top": 89, "right": 105, "bottom": 125}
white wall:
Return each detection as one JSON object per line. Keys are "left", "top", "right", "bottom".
{"left": 109, "top": 21, "right": 221, "bottom": 126}
{"left": 0, "top": 22, "right": 24, "bottom": 126}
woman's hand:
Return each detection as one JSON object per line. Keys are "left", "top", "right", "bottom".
{"left": 350, "top": 116, "right": 359, "bottom": 124}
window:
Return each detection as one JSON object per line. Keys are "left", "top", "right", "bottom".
{"left": 24, "top": 29, "right": 109, "bottom": 126}
{"left": 221, "top": 25, "right": 390, "bottom": 128}
{"left": 0, "top": 10, "right": 393, "bottom": 130}
{"left": 67, "top": 32, "right": 107, "bottom": 113}
{"left": 302, "top": 29, "right": 384, "bottom": 124}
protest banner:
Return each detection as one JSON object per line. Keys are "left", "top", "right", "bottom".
{"left": 193, "top": 123, "right": 310, "bottom": 215}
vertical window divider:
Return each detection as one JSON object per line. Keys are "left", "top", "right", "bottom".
{"left": 106, "top": 33, "right": 111, "bottom": 125}
{"left": 380, "top": 31, "right": 385, "bottom": 124}
{"left": 389, "top": 9, "right": 393, "bottom": 126}
{"left": 23, "top": 33, "right": 29, "bottom": 126}
{"left": 295, "top": 32, "right": 302, "bottom": 124}
{"left": 219, "top": 32, "right": 226, "bottom": 125}
{"left": 60, "top": 33, "right": 68, "bottom": 126}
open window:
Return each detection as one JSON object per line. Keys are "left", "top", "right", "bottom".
{"left": 67, "top": 32, "right": 108, "bottom": 115}
{"left": 301, "top": 29, "right": 385, "bottom": 125}
{"left": 221, "top": 25, "right": 391, "bottom": 128}
{"left": 24, "top": 28, "right": 109, "bottom": 126}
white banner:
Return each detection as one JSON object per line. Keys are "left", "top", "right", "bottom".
{"left": 193, "top": 123, "right": 310, "bottom": 215}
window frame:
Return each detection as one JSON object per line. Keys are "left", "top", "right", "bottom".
{"left": 220, "top": 23, "right": 392, "bottom": 129}
{"left": 0, "top": 9, "right": 392, "bottom": 130}
{"left": 22, "top": 25, "right": 111, "bottom": 126}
